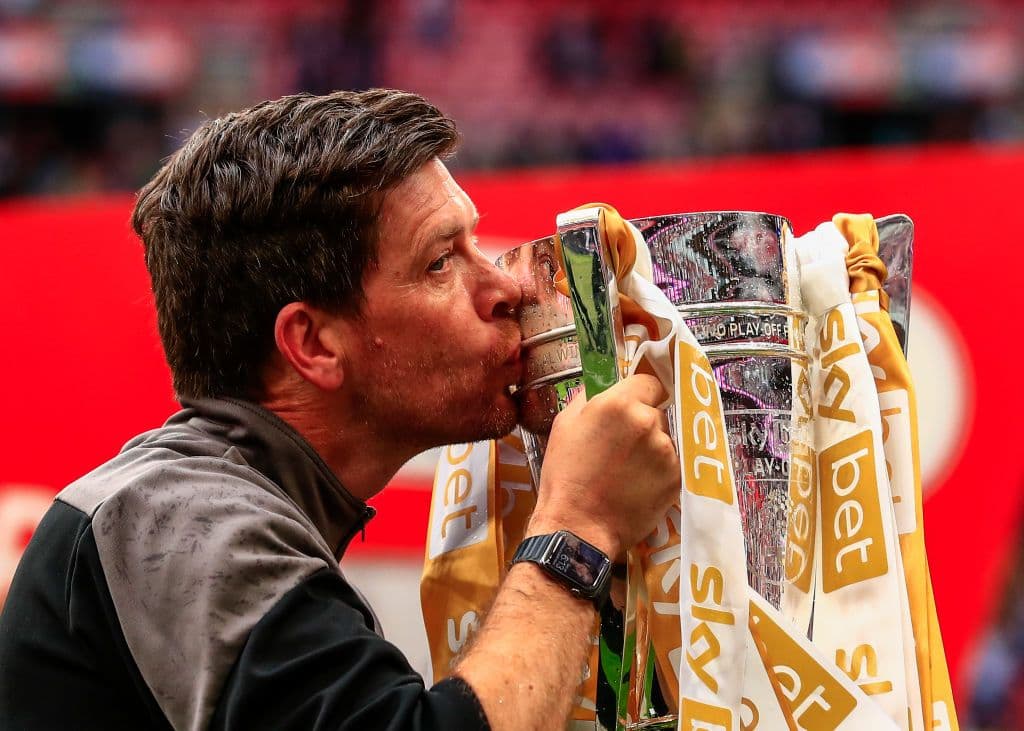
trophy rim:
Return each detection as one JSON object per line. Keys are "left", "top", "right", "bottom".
{"left": 497, "top": 210, "right": 794, "bottom": 258}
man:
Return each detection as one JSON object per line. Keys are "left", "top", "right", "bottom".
{"left": 0, "top": 89, "right": 678, "bottom": 730}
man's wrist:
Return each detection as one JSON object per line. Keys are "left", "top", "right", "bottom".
{"left": 525, "top": 514, "right": 620, "bottom": 560}
{"left": 511, "top": 530, "right": 614, "bottom": 611}
{"left": 506, "top": 560, "right": 600, "bottom": 615}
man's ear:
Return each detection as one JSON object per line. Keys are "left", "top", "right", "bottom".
{"left": 273, "top": 303, "right": 345, "bottom": 391}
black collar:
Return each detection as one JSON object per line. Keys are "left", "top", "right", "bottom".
{"left": 176, "top": 397, "right": 375, "bottom": 560}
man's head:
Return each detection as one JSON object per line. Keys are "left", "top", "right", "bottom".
{"left": 133, "top": 89, "right": 523, "bottom": 466}
{"left": 325, "top": 158, "right": 522, "bottom": 454}
{"left": 132, "top": 89, "right": 460, "bottom": 401}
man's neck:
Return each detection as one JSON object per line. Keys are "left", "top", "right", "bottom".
{"left": 260, "top": 386, "right": 415, "bottom": 502}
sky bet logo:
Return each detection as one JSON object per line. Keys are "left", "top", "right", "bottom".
{"left": 678, "top": 342, "right": 734, "bottom": 506}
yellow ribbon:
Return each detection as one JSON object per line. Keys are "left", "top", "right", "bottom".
{"left": 834, "top": 212, "right": 960, "bottom": 731}
{"left": 833, "top": 212, "right": 890, "bottom": 311}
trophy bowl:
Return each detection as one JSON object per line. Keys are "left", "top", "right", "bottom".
{"left": 497, "top": 210, "right": 913, "bottom": 610}
{"left": 499, "top": 212, "right": 808, "bottom": 608}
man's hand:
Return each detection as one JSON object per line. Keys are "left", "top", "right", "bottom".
{"left": 453, "top": 373, "right": 680, "bottom": 731}
{"left": 528, "top": 373, "right": 680, "bottom": 558}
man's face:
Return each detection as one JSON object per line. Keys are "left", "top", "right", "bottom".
{"left": 338, "top": 159, "right": 523, "bottom": 451}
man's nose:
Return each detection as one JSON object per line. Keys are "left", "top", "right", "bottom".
{"left": 474, "top": 251, "right": 522, "bottom": 322}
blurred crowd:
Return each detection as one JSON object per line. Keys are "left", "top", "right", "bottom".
{"left": 969, "top": 523, "right": 1024, "bottom": 731}
{"left": 3, "top": 0, "right": 1024, "bottom": 197}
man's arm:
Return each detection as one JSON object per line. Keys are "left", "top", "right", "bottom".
{"left": 455, "top": 373, "right": 679, "bottom": 731}
{"left": 453, "top": 562, "right": 598, "bottom": 730}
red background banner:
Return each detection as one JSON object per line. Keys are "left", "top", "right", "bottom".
{"left": 2, "top": 145, "right": 1021, "bottom": 700}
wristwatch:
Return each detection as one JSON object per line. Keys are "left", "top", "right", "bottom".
{"left": 511, "top": 530, "right": 613, "bottom": 610}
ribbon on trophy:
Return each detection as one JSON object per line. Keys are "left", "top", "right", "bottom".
{"left": 832, "top": 215, "right": 959, "bottom": 731}
{"left": 795, "top": 218, "right": 918, "bottom": 728}
{"left": 420, "top": 205, "right": 959, "bottom": 730}
{"left": 571, "top": 205, "right": 751, "bottom": 724}
{"left": 421, "top": 434, "right": 603, "bottom": 723}
{"left": 553, "top": 204, "right": 687, "bottom": 724}
{"left": 780, "top": 333, "right": 817, "bottom": 639}
{"left": 560, "top": 206, "right": 899, "bottom": 730}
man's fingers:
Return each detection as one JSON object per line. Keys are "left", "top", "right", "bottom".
{"left": 616, "top": 373, "right": 669, "bottom": 408}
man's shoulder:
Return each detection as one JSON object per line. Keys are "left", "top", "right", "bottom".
{"left": 58, "top": 420, "right": 283, "bottom": 516}
{"left": 21, "top": 423, "right": 349, "bottom": 731}
{"left": 57, "top": 419, "right": 337, "bottom": 571}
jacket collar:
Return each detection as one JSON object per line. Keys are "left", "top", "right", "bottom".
{"left": 176, "top": 397, "right": 375, "bottom": 560}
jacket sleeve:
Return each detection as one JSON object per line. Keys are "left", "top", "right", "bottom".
{"left": 208, "top": 567, "right": 491, "bottom": 731}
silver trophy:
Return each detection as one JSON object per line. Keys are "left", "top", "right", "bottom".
{"left": 497, "top": 210, "right": 913, "bottom": 729}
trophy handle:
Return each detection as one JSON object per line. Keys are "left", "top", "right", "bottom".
{"left": 555, "top": 207, "right": 630, "bottom": 399}
{"left": 876, "top": 214, "right": 914, "bottom": 354}
{"left": 556, "top": 208, "right": 658, "bottom": 731}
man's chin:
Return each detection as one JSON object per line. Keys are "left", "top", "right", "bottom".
{"left": 445, "top": 397, "right": 519, "bottom": 445}
{"left": 476, "top": 398, "right": 520, "bottom": 441}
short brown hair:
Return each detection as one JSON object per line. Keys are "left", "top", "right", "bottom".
{"left": 132, "top": 89, "right": 459, "bottom": 400}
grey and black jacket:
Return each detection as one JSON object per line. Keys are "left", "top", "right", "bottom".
{"left": 0, "top": 398, "right": 489, "bottom": 730}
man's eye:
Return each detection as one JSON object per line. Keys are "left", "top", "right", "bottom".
{"left": 428, "top": 252, "right": 452, "bottom": 272}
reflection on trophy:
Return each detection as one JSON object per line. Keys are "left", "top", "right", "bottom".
{"left": 497, "top": 209, "right": 913, "bottom": 730}
{"left": 498, "top": 237, "right": 582, "bottom": 485}
{"left": 636, "top": 211, "right": 807, "bottom": 609}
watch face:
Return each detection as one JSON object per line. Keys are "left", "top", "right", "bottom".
{"left": 550, "top": 532, "right": 608, "bottom": 593}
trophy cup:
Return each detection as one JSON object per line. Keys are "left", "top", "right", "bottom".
{"left": 497, "top": 209, "right": 913, "bottom": 730}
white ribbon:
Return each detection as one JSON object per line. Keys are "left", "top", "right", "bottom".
{"left": 796, "top": 223, "right": 916, "bottom": 729}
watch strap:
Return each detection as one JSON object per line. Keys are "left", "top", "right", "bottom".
{"left": 512, "top": 534, "right": 552, "bottom": 564}
{"left": 511, "top": 531, "right": 611, "bottom": 611}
